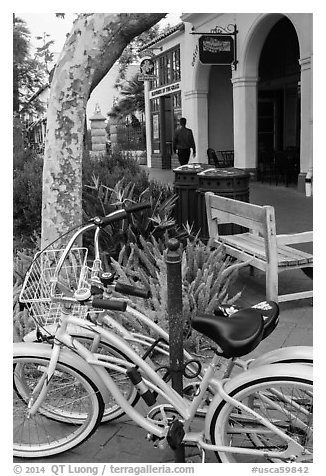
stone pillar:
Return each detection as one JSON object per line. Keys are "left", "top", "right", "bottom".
{"left": 89, "top": 104, "right": 107, "bottom": 159}
{"left": 232, "top": 76, "right": 259, "bottom": 173}
{"left": 298, "top": 56, "right": 313, "bottom": 192}
{"left": 183, "top": 90, "right": 208, "bottom": 163}
{"left": 109, "top": 121, "right": 120, "bottom": 154}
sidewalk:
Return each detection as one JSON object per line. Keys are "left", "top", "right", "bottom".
{"left": 14, "top": 170, "right": 313, "bottom": 464}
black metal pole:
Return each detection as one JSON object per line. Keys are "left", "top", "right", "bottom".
{"left": 165, "top": 238, "right": 185, "bottom": 463}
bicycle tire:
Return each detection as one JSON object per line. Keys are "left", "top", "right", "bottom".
{"left": 16, "top": 338, "right": 140, "bottom": 424}
{"left": 247, "top": 346, "right": 313, "bottom": 371}
{"left": 209, "top": 371, "right": 313, "bottom": 463}
{"left": 13, "top": 355, "right": 104, "bottom": 458}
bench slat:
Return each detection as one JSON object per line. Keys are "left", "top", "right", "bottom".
{"left": 211, "top": 210, "right": 266, "bottom": 234}
{"left": 246, "top": 234, "right": 313, "bottom": 265}
{"left": 218, "top": 233, "right": 312, "bottom": 267}
{"left": 277, "top": 231, "right": 313, "bottom": 245}
{"left": 207, "top": 192, "right": 268, "bottom": 222}
{"left": 219, "top": 233, "right": 266, "bottom": 260}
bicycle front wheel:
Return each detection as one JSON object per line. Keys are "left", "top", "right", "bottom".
{"left": 13, "top": 355, "right": 104, "bottom": 458}
{"left": 209, "top": 372, "right": 313, "bottom": 463}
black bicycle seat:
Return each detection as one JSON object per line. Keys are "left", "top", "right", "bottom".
{"left": 214, "top": 301, "right": 280, "bottom": 341}
{"left": 191, "top": 308, "right": 264, "bottom": 358}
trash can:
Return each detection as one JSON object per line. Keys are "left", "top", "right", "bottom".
{"left": 173, "top": 163, "right": 211, "bottom": 232}
{"left": 197, "top": 168, "right": 250, "bottom": 240}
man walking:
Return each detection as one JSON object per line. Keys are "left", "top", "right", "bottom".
{"left": 173, "top": 117, "right": 196, "bottom": 166}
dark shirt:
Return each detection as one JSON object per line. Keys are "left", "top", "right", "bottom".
{"left": 173, "top": 127, "right": 196, "bottom": 154}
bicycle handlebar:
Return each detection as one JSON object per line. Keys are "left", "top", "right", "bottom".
{"left": 92, "top": 297, "right": 127, "bottom": 312}
{"left": 91, "top": 202, "right": 151, "bottom": 228}
{"left": 50, "top": 202, "right": 152, "bottom": 304}
{"left": 115, "top": 282, "right": 150, "bottom": 299}
{"left": 125, "top": 202, "right": 152, "bottom": 214}
{"left": 51, "top": 203, "right": 151, "bottom": 288}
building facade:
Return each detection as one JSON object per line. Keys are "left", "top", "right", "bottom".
{"left": 142, "top": 13, "right": 313, "bottom": 192}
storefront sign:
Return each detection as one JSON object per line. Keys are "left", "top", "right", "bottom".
{"left": 149, "top": 82, "right": 180, "bottom": 99}
{"left": 199, "top": 35, "right": 235, "bottom": 65}
{"left": 138, "top": 58, "right": 157, "bottom": 81}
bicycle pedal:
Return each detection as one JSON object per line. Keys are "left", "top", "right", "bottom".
{"left": 167, "top": 420, "right": 185, "bottom": 450}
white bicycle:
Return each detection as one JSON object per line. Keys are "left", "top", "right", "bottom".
{"left": 14, "top": 203, "right": 313, "bottom": 462}
{"left": 17, "top": 204, "right": 312, "bottom": 424}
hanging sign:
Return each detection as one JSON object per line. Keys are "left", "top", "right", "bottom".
{"left": 138, "top": 58, "right": 157, "bottom": 81}
{"left": 199, "top": 35, "right": 235, "bottom": 65}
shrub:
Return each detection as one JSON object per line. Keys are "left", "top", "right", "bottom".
{"left": 82, "top": 163, "right": 178, "bottom": 260}
{"left": 82, "top": 151, "right": 148, "bottom": 198}
{"left": 13, "top": 151, "right": 43, "bottom": 250}
{"left": 13, "top": 250, "right": 36, "bottom": 341}
{"left": 13, "top": 149, "right": 164, "bottom": 251}
{"left": 109, "top": 235, "right": 244, "bottom": 350}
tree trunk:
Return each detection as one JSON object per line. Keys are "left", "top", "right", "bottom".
{"left": 42, "top": 13, "right": 165, "bottom": 247}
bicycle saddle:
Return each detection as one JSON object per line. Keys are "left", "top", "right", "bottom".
{"left": 215, "top": 300, "right": 280, "bottom": 341}
{"left": 191, "top": 308, "right": 264, "bottom": 358}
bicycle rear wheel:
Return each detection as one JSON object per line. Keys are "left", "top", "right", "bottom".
{"left": 13, "top": 355, "right": 104, "bottom": 458}
{"left": 209, "top": 372, "right": 313, "bottom": 463}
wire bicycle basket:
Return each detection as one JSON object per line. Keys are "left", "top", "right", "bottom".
{"left": 19, "top": 247, "right": 90, "bottom": 328}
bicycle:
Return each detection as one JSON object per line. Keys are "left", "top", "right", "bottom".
{"left": 18, "top": 205, "right": 312, "bottom": 423}
{"left": 14, "top": 203, "right": 313, "bottom": 462}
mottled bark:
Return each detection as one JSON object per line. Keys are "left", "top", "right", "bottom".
{"left": 42, "top": 13, "right": 165, "bottom": 247}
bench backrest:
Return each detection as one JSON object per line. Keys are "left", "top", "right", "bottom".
{"left": 205, "top": 192, "right": 278, "bottom": 262}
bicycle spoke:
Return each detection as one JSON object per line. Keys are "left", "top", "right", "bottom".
{"left": 13, "top": 356, "right": 103, "bottom": 457}
{"left": 210, "top": 377, "right": 313, "bottom": 463}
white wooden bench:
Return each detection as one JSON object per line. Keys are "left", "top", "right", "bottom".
{"left": 205, "top": 192, "right": 313, "bottom": 303}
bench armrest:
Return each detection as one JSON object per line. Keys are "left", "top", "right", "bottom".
{"left": 276, "top": 231, "right": 313, "bottom": 245}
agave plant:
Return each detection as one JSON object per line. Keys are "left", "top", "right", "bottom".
{"left": 109, "top": 234, "right": 246, "bottom": 351}
{"left": 83, "top": 175, "right": 181, "bottom": 260}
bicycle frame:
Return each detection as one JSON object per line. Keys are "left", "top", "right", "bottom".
{"left": 21, "top": 209, "right": 311, "bottom": 384}
{"left": 23, "top": 302, "right": 313, "bottom": 382}
{"left": 23, "top": 311, "right": 311, "bottom": 461}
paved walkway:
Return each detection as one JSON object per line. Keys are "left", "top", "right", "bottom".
{"left": 14, "top": 169, "right": 313, "bottom": 464}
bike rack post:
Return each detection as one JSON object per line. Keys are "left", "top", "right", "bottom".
{"left": 165, "top": 238, "right": 185, "bottom": 463}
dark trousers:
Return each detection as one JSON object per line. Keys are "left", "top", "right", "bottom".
{"left": 177, "top": 149, "right": 191, "bottom": 166}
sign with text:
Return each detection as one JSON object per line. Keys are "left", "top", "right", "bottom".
{"left": 149, "top": 82, "right": 180, "bottom": 99}
{"left": 138, "top": 74, "right": 157, "bottom": 81}
{"left": 199, "top": 35, "right": 235, "bottom": 65}
{"left": 138, "top": 58, "right": 156, "bottom": 81}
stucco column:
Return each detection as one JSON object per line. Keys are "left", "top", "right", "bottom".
{"left": 232, "top": 76, "right": 258, "bottom": 172}
{"left": 298, "top": 56, "right": 313, "bottom": 191}
{"left": 144, "top": 80, "right": 152, "bottom": 167}
{"left": 183, "top": 89, "right": 208, "bottom": 163}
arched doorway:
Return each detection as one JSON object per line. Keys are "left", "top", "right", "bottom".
{"left": 257, "top": 17, "right": 300, "bottom": 185}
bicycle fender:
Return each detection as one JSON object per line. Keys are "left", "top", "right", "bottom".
{"left": 248, "top": 346, "right": 313, "bottom": 369}
{"left": 13, "top": 342, "right": 112, "bottom": 404}
{"left": 204, "top": 363, "right": 313, "bottom": 440}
